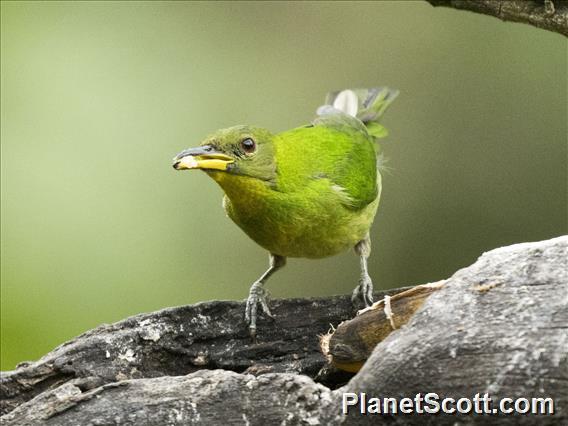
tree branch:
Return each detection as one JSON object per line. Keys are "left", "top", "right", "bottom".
{"left": 1, "top": 236, "right": 567, "bottom": 424}
{"left": 0, "top": 287, "right": 408, "bottom": 417}
{"left": 427, "top": 0, "right": 568, "bottom": 36}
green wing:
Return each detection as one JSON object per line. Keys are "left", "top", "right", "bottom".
{"left": 312, "top": 111, "right": 378, "bottom": 210}
{"left": 276, "top": 86, "right": 399, "bottom": 210}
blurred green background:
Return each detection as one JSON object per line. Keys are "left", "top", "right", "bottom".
{"left": 1, "top": 1, "right": 566, "bottom": 370}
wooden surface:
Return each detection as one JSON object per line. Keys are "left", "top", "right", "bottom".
{"left": 1, "top": 236, "right": 566, "bottom": 425}
{"left": 327, "top": 282, "right": 445, "bottom": 372}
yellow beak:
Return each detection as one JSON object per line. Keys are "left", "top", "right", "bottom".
{"left": 172, "top": 145, "right": 234, "bottom": 171}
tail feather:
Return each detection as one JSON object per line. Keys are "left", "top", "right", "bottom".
{"left": 321, "top": 87, "right": 399, "bottom": 139}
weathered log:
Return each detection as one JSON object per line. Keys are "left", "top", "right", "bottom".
{"left": 0, "top": 287, "right": 406, "bottom": 417}
{"left": 325, "top": 281, "right": 446, "bottom": 372}
{"left": 1, "top": 236, "right": 567, "bottom": 425}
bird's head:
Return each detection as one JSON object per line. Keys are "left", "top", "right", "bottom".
{"left": 173, "top": 125, "right": 277, "bottom": 183}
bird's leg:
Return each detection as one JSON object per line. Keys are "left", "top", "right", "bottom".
{"left": 352, "top": 234, "right": 374, "bottom": 307}
{"left": 245, "top": 253, "right": 286, "bottom": 339}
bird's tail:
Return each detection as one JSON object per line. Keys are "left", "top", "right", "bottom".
{"left": 322, "top": 87, "right": 399, "bottom": 139}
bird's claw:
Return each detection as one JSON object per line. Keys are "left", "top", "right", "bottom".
{"left": 352, "top": 275, "right": 374, "bottom": 307}
{"left": 245, "top": 282, "right": 273, "bottom": 339}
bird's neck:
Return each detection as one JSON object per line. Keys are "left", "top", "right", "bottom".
{"left": 206, "top": 171, "right": 273, "bottom": 209}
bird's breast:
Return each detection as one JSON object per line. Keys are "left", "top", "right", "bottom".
{"left": 219, "top": 176, "right": 378, "bottom": 258}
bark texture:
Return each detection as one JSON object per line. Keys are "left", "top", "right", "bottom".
{"left": 1, "top": 236, "right": 567, "bottom": 425}
{"left": 427, "top": 0, "right": 568, "bottom": 36}
{"left": 327, "top": 282, "right": 446, "bottom": 372}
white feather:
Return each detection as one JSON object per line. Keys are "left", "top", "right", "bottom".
{"left": 332, "top": 90, "right": 359, "bottom": 117}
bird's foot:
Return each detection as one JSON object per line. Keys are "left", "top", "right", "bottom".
{"left": 245, "top": 282, "right": 274, "bottom": 340}
{"left": 352, "top": 274, "right": 374, "bottom": 308}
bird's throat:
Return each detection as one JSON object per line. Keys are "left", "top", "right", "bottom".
{"left": 206, "top": 171, "right": 273, "bottom": 211}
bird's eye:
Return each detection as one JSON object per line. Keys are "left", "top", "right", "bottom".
{"left": 240, "top": 138, "right": 256, "bottom": 154}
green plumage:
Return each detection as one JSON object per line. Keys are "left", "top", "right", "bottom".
{"left": 173, "top": 87, "right": 398, "bottom": 333}
{"left": 212, "top": 118, "right": 380, "bottom": 258}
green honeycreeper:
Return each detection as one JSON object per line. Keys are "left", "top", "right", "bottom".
{"left": 173, "top": 88, "right": 398, "bottom": 338}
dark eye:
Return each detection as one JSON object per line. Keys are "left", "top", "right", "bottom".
{"left": 240, "top": 138, "right": 256, "bottom": 154}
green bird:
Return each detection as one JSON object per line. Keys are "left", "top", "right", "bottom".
{"left": 173, "top": 88, "right": 398, "bottom": 338}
